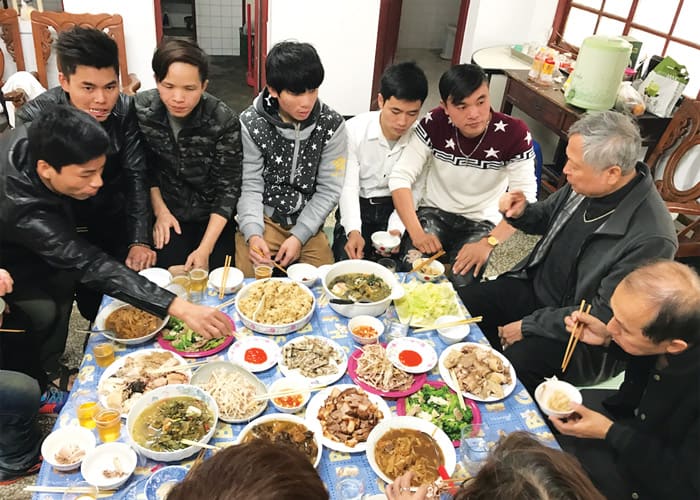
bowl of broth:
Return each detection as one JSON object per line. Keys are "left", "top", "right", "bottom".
{"left": 126, "top": 384, "right": 218, "bottom": 462}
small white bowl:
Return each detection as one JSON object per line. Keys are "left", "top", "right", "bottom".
{"left": 81, "top": 442, "right": 137, "bottom": 490}
{"left": 268, "top": 376, "right": 311, "bottom": 413}
{"left": 371, "top": 231, "right": 401, "bottom": 253}
{"left": 41, "top": 426, "right": 96, "bottom": 472}
{"left": 534, "top": 378, "right": 583, "bottom": 418}
{"left": 208, "top": 266, "right": 244, "bottom": 294}
{"left": 412, "top": 258, "right": 445, "bottom": 282}
{"left": 347, "top": 315, "right": 385, "bottom": 345}
{"left": 138, "top": 267, "right": 173, "bottom": 288}
{"left": 287, "top": 263, "right": 319, "bottom": 287}
{"left": 435, "top": 315, "right": 470, "bottom": 345}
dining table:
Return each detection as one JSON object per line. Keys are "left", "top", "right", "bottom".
{"left": 32, "top": 274, "right": 558, "bottom": 499}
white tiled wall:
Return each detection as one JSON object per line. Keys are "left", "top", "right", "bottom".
{"left": 196, "top": 0, "right": 242, "bottom": 56}
{"left": 398, "top": 0, "right": 461, "bottom": 50}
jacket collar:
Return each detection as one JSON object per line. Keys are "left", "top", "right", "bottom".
{"left": 146, "top": 91, "right": 208, "bottom": 128}
{"left": 255, "top": 87, "right": 321, "bottom": 130}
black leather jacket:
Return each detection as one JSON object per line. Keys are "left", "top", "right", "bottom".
{"left": 15, "top": 87, "right": 152, "bottom": 247}
{"left": 0, "top": 128, "right": 174, "bottom": 317}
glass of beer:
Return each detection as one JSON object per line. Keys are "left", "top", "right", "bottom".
{"left": 94, "top": 408, "right": 122, "bottom": 442}
{"left": 253, "top": 264, "right": 273, "bottom": 280}
{"left": 76, "top": 399, "right": 99, "bottom": 429}
{"left": 188, "top": 268, "right": 209, "bottom": 303}
{"left": 93, "top": 343, "right": 115, "bottom": 368}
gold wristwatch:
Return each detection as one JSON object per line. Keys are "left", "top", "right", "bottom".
{"left": 486, "top": 235, "right": 500, "bottom": 247}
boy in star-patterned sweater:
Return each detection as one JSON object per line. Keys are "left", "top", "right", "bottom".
{"left": 235, "top": 41, "right": 347, "bottom": 277}
{"left": 389, "top": 63, "right": 537, "bottom": 289}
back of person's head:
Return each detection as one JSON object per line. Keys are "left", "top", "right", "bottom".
{"left": 27, "top": 105, "right": 110, "bottom": 171}
{"left": 438, "top": 64, "right": 487, "bottom": 104}
{"left": 55, "top": 26, "right": 120, "bottom": 78}
{"left": 454, "top": 432, "right": 605, "bottom": 500}
{"left": 265, "top": 41, "right": 324, "bottom": 94}
{"left": 380, "top": 61, "right": 428, "bottom": 103}
{"left": 166, "top": 440, "right": 329, "bottom": 500}
{"left": 568, "top": 111, "right": 641, "bottom": 175}
{"left": 152, "top": 38, "right": 209, "bottom": 83}
{"left": 619, "top": 260, "right": 700, "bottom": 345}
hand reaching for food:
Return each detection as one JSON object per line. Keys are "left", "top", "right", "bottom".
{"left": 168, "top": 297, "right": 233, "bottom": 339}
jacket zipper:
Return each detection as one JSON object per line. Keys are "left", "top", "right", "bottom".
{"left": 289, "top": 122, "right": 301, "bottom": 183}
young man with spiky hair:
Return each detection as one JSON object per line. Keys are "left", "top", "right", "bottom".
{"left": 235, "top": 41, "right": 347, "bottom": 276}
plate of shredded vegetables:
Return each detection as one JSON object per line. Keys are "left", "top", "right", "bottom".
{"left": 394, "top": 282, "right": 463, "bottom": 327}
{"left": 157, "top": 317, "right": 235, "bottom": 358}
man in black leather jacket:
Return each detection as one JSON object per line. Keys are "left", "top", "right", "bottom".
{"left": 15, "top": 26, "right": 155, "bottom": 324}
{"left": 1, "top": 106, "right": 233, "bottom": 375}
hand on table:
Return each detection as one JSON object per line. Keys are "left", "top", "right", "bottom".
{"left": 125, "top": 245, "right": 157, "bottom": 272}
{"left": 386, "top": 472, "right": 429, "bottom": 500}
{"left": 498, "top": 190, "right": 527, "bottom": 218}
{"left": 452, "top": 239, "right": 493, "bottom": 277}
{"left": 498, "top": 320, "right": 523, "bottom": 350}
{"left": 549, "top": 403, "right": 613, "bottom": 440}
{"left": 168, "top": 297, "right": 233, "bottom": 339}
{"left": 153, "top": 211, "right": 181, "bottom": 249}
{"left": 345, "top": 231, "right": 365, "bottom": 259}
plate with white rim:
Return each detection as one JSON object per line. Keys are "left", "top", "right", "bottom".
{"left": 227, "top": 335, "right": 281, "bottom": 373}
{"left": 385, "top": 337, "right": 438, "bottom": 374}
{"left": 305, "top": 384, "right": 391, "bottom": 453}
{"left": 279, "top": 335, "right": 348, "bottom": 386}
{"left": 438, "top": 342, "right": 517, "bottom": 403}
{"left": 97, "top": 348, "right": 191, "bottom": 417}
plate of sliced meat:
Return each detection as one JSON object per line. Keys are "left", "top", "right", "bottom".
{"left": 347, "top": 343, "right": 426, "bottom": 398}
{"left": 279, "top": 335, "right": 348, "bottom": 387}
{"left": 305, "top": 384, "right": 391, "bottom": 453}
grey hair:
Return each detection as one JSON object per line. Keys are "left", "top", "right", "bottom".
{"left": 568, "top": 110, "right": 641, "bottom": 174}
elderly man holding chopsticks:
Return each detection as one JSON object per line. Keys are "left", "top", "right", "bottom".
{"left": 552, "top": 260, "right": 700, "bottom": 500}
{"left": 458, "top": 111, "right": 677, "bottom": 394}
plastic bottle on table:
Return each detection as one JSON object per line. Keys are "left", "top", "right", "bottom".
{"left": 528, "top": 47, "right": 546, "bottom": 81}
{"left": 538, "top": 50, "right": 557, "bottom": 86}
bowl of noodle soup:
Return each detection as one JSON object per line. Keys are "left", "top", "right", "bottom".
{"left": 366, "top": 416, "right": 456, "bottom": 487}
{"left": 534, "top": 378, "right": 582, "bottom": 418}
{"left": 235, "top": 278, "right": 315, "bottom": 335}
{"left": 94, "top": 301, "right": 169, "bottom": 345}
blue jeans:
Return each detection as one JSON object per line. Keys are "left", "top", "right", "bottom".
{"left": 399, "top": 207, "right": 494, "bottom": 288}
{"left": 0, "top": 370, "right": 42, "bottom": 478}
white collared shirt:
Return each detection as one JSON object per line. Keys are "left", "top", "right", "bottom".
{"left": 338, "top": 111, "right": 414, "bottom": 235}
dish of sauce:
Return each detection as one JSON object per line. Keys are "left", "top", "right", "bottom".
{"left": 398, "top": 349, "right": 422, "bottom": 367}
{"left": 244, "top": 347, "right": 268, "bottom": 364}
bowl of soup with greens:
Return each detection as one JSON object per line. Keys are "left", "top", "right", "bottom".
{"left": 127, "top": 384, "right": 218, "bottom": 462}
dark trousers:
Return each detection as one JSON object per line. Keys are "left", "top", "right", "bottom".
{"left": 399, "top": 207, "right": 494, "bottom": 288}
{"left": 332, "top": 198, "right": 396, "bottom": 262}
{"left": 458, "top": 276, "right": 623, "bottom": 394}
{"left": 156, "top": 219, "right": 236, "bottom": 270}
{"left": 0, "top": 306, "right": 48, "bottom": 392}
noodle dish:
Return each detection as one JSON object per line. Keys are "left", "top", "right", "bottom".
{"left": 94, "top": 301, "right": 169, "bottom": 345}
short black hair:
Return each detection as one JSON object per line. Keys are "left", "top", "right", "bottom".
{"left": 265, "top": 41, "right": 324, "bottom": 94}
{"left": 27, "top": 105, "right": 110, "bottom": 171}
{"left": 55, "top": 26, "right": 120, "bottom": 78}
{"left": 152, "top": 38, "right": 209, "bottom": 83}
{"left": 380, "top": 61, "right": 428, "bottom": 103}
{"left": 438, "top": 63, "right": 488, "bottom": 104}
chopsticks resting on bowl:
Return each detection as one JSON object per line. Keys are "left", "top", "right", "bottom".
{"left": 0, "top": 328, "right": 25, "bottom": 333}
{"left": 253, "top": 384, "right": 327, "bottom": 401}
{"left": 561, "top": 300, "right": 592, "bottom": 372}
{"left": 148, "top": 359, "right": 211, "bottom": 374}
{"left": 181, "top": 439, "right": 227, "bottom": 450}
{"left": 412, "top": 316, "right": 483, "bottom": 334}
{"left": 219, "top": 255, "right": 232, "bottom": 299}
{"left": 411, "top": 249, "right": 446, "bottom": 274}
{"left": 449, "top": 369, "right": 467, "bottom": 411}
{"left": 250, "top": 246, "right": 287, "bottom": 275}
{"left": 24, "top": 486, "right": 115, "bottom": 497}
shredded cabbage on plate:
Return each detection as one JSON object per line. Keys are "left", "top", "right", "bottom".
{"left": 394, "top": 282, "right": 461, "bottom": 326}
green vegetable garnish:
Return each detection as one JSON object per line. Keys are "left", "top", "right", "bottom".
{"left": 406, "top": 384, "right": 472, "bottom": 441}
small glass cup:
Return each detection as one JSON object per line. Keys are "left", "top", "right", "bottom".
{"left": 94, "top": 408, "right": 122, "bottom": 442}
{"left": 253, "top": 264, "right": 273, "bottom": 280}
{"left": 377, "top": 257, "right": 397, "bottom": 272}
{"left": 336, "top": 478, "right": 364, "bottom": 500}
{"left": 385, "top": 320, "right": 409, "bottom": 342}
{"left": 93, "top": 343, "right": 115, "bottom": 368}
{"left": 170, "top": 274, "right": 191, "bottom": 298}
{"left": 460, "top": 422, "right": 490, "bottom": 477}
{"left": 188, "top": 268, "right": 209, "bottom": 303}
{"left": 76, "top": 399, "right": 99, "bottom": 429}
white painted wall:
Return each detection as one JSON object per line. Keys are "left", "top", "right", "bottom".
{"left": 63, "top": 0, "right": 158, "bottom": 90}
{"left": 267, "top": 0, "right": 380, "bottom": 117}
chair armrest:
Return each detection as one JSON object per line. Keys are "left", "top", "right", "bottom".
{"left": 666, "top": 202, "right": 700, "bottom": 216}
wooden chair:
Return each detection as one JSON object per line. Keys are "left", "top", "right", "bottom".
{"left": 646, "top": 97, "right": 700, "bottom": 259}
{"left": 29, "top": 10, "right": 140, "bottom": 95}
{"left": 0, "top": 7, "right": 30, "bottom": 109}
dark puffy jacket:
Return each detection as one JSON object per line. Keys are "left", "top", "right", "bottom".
{"left": 15, "top": 87, "right": 152, "bottom": 246}
{"left": 0, "top": 128, "right": 174, "bottom": 317}
{"left": 134, "top": 90, "right": 242, "bottom": 223}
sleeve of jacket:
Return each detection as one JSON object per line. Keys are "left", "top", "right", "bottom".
{"left": 210, "top": 108, "right": 243, "bottom": 220}
{"left": 120, "top": 97, "right": 153, "bottom": 246}
{"left": 605, "top": 417, "right": 700, "bottom": 498}
{"left": 521, "top": 235, "right": 678, "bottom": 341}
{"left": 291, "top": 121, "right": 348, "bottom": 244}
{"left": 237, "top": 121, "right": 267, "bottom": 241}
{"left": 338, "top": 120, "right": 362, "bottom": 235}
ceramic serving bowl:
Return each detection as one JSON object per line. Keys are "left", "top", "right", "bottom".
{"left": 208, "top": 266, "right": 245, "bottom": 294}
{"left": 81, "top": 442, "right": 137, "bottom": 490}
{"left": 94, "top": 301, "right": 169, "bottom": 346}
{"left": 41, "top": 425, "right": 96, "bottom": 472}
{"left": 534, "top": 378, "right": 583, "bottom": 418}
{"left": 268, "top": 376, "right": 311, "bottom": 413}
{"left": 435, "top": 315, "right": 471, "bottom": 345}
{"left": 287, "top": 263, "right": 319, "bottom": 287}
{"left": 412, "top": 258, "right": 446, "bottom": 282}
{"left": 138, "top": 267, "right": 173, "bottom": 288}
{"left": 347, "top": 315, "right": 385, "bottom": 345}
{"left": 371, "top": 231, "right": 401, "bottom": 253}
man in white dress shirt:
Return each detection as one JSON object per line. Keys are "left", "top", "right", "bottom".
{"left": 332, "top": 62, "right": 428, "bottom": 262}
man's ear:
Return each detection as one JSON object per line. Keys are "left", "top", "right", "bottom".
{"left": 666, "top": 338, "right": 689, "bottom": 355}
{"left": 201, "top": 79, "right": 209, "bottom": 93}
{"left": 58, "top": 72, "right": 70, "bottom": 93}
{"left": 439, "top": 99, "right": 447, "bottom": 111}
{"left": 605, "top": 165, "right": 623, "bottom": 185}
{"left": 36, "top": 159, "right": 54, "bottom": 180}
{"left": 266, "top": 85, "right": 279, "bottom": 99}
{"left": 377, "top": 93, "right": 385, "bottom": 109}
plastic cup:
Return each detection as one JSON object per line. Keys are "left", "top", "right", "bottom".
{"left": 170, "top": 274, "right": 191, "bottom": 298}
{"left": 76, "top": 400, "right": 99, "bottom": 429}
{"left": 460, "top": 422, "right": 490, "bottom": 477}
{"left": 254, "top": 264, "right": 273, "bottom": 280}
{"left": 93, "top": 343, "right": 115, "bottom": 368}
{"left": 385, "top": 321, "right": 409, "bottom": 341}
{"left": 336, "top": 478, "right": 364, "bottom": 500}
{"left": 188, "top": 268, "right": 209, "bottom": 303}
{"left": 94, "top": 408, "right": 122, "bottom": 442}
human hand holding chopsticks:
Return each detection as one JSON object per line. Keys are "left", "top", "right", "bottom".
{"left": 386, "top": 471, "right": 430, "bottom": 500}
{"left": 563, "top": 308, "right": 611, "bottom": 347}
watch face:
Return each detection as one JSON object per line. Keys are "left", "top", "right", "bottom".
{"left": 487, "top": 236, "right": 499, "bottom": 247}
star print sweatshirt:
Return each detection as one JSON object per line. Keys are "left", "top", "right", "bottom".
{"left": 237, "top": 89, "right": 347, "bottom": 244}
{"left": 389, "top": 108, "right": 537, "bottom": 225}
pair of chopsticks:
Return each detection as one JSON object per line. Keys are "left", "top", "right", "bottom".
{"left": 561, "top": 299, "right": 592, "bottom": 372}
{"left": 24, "top": 486, "right": 115, "bottom": 497}
{"left": 187, "top": 447, "right": 208, "bottom": 477}
{"left": 250, "top": 246, "right": 287, "bottom": 275}
{"left": 449, "top": 369, "right": 467, "bottom": 411}
{"left": 219, "top": 255, "right": 232, "bottom": 299}
{"left": 412, "top": 249, "right": 446, "bottom": 274}
{"left": 181, "top": 439, "right": 227, "bottom": 450}
{"left": 253, "top": 384, "right": 326, "bottom": 402}
{"left": 0, "top": 328, "right": 25, "bottom": 333}
{"left": 148, "top": 359, "right": 211, "bottom": 374}
{"left": 413, "top": 316, "right": 483, "bottom": 334}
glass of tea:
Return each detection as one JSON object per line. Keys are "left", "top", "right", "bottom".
{"left": 75, "top": 398, "right": 99, "bottom": 429}
{"left": 93, "top": 343, "right": 115, "bottom": 368}
{"left": 94, "top": 408, "right": 122, "bottom": 442}
{"left": 253, "top": 264, "right": 273, "bottom": 280}
{"left": 188, "top": 268, "right": 209, "bottom": 303}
